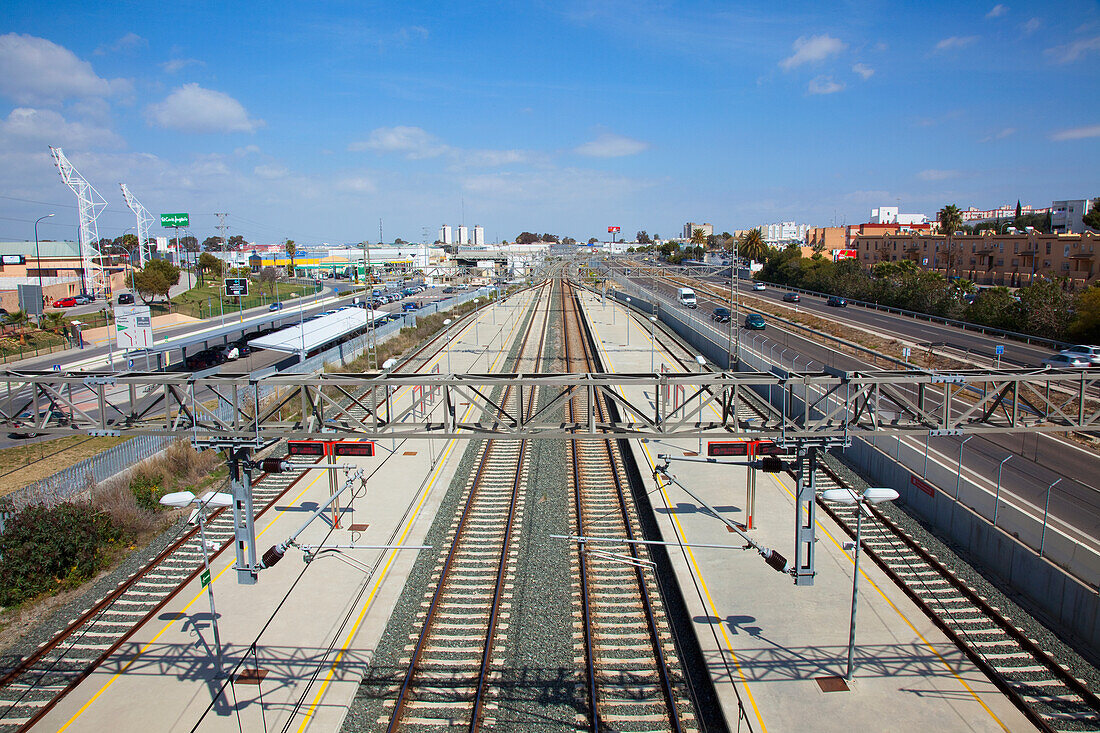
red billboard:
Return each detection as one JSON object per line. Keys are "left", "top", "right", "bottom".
{"left": 607, "top": 226, "right": 620, "bottom": 233}
{"left": 833, "top": 249, "right": 858, "bottom": 261}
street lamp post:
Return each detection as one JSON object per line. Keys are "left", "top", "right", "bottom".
{"left": 444, "top": 318, "right": 453, "bottom": 373}
{"left": 34, "top": 213, "right": 55, "bottom": 322}
{"left": 649, "top": 315, "right": 657, "bottom": 372}
{"left": 159, "top": 490, "right": 233, "bottom": 678}
{"left": 625, "top": 297, "right": 631, "bottom": 346}
{"left": 994, "top": 455, "right": 1012, "bottom": 525}
{"left": 821, "top": 487, "right": 899, "bottom": 681}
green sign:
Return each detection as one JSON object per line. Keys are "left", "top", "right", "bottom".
{"left": 200, "top": 569, "right": 211, "bottom": 587}
{"left": 161, "top": 212, "right": 190, "bottom": 228}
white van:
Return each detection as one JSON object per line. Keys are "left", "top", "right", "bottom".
{"left": 678, "top": 287, "right": 697, "bottom": 308}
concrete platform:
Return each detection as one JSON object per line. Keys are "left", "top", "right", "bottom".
{"left": 34, "top": 290, "right": 541, "bottom": 733}
{"left": 575, "top": 290, "right": 1034, "bottom": 733}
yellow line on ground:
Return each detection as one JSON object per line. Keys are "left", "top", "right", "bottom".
{"left": 57, "top": 470, "right": 327, "bottom": 732}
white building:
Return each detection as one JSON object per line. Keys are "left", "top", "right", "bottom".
{"left": 473, "top": 225, "right": 484, "bottom": 246}
{"left": 759, "top": 222, "right": 810, "bottom": 244}
{"left": 683, "top": 222, "right": 714, "bottom": 239}
{"left": 439, "top": 225, "right": 452, "bottom": 245}
{"left": 1051, "top": 199, "right": 1098, "bottom": 233}
{"left": 869, "top": 206, "right": 928, "bottom": 226}
{"left": 457, "top": 225, "right": 469, "bottom": 245}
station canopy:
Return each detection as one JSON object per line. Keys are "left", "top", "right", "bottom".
{"left": 247, "top": 308, "right": 389, "bottom": 354}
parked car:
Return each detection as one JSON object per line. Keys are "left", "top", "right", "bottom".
{"left": 1059, "top": 345, "right": 1100, "bottom": 366}
{"left": 751, "top": 282, "right": 766, "bottom": 292}
{"left": 269, "top": 301, "right": 284, "bottom": 311}
{"left": 402, "top": 301, "right": 420, "bottom": 311}
{"left": 8, "top": 408, "right": 68, "bottom": 439}
{"left": 235, "top": 341, "right": 252, "bottom": 358}
{"left": 826, "top": 296, "right": 847, "bottom": 307}
{"left": 744, "top": 314, "right": 766, "bottom": 330}
{"left": 1041, "top": 353, "right": 1091, "bottom": 369}
{"left": 73, "top": 293, "right": 93, "bottom": 305}
{"left": 711, "top": 307, "right": 731, "bottom": 323}
{"left": 117, "top": 293, "right": 135, "bottom": 305}
{"left": 219, "top": 344, "right": 240, "bottom": 361}
{"left": 52, "top": 297, "right": 77, "bottom": 307}
{"left": 782, "top": 293, "right": 801, "bottom": 303}
{"left": 442, "top": 287, "right": 456, "bottom": 294}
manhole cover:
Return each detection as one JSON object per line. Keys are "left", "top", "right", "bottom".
{"left": 237, "top": 668, "right": 269, "bottom": 685}
{"left": 815, "top": 676, "right": 849, "bottom": 692}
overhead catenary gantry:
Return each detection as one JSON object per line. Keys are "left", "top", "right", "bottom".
{"left": 1, "top": 368, "right": 1097, "bottom": 448}
{"left": 120, "top": 183, "right": 154, "bottom": 267}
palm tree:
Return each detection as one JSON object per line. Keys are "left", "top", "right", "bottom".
{"left": 737, "top": 228, "right": 768, "bottom": 264}
{"left": 42, "top": 311, "right": 67, "bottom": 336}
{"left": 284, "top": 239, "right": 297, "bottom": 278}
{"left": 938, "top": 204, "right": 963, "bottom": 279}
{"left": 4, "top": 309, "right": 29, "bottom": 344}
{"left": 690, "top": 228, "right": 707, "bottom": 249}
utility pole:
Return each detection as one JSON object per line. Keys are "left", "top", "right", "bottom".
{"left": 214, "top": 212, "right": 229, "bottom": 252}
{"left": 362, "top": 240, "right": 377, "bottom": 370}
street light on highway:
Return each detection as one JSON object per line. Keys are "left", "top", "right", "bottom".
{"left": 820, "top": 486, "right": 899, "bottom": 681}
{"left": 159, "top": 490, "right": 233, "bottom": 678}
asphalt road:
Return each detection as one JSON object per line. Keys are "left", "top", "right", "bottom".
{"left": 629, "top": 273, "right": 1100, "bottom": 555}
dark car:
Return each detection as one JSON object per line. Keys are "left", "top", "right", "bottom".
{"left": 826, "top": 296, "right": 847, "bottom": 307}
{"left": 744, "top": 314, "right": 766, "bottom": 330}
{"left": 402, "top": 301, "right": 420, "bottom": 311}
{"left": 8, "top": 408, "right": 68, "bottom": 439}
{"left": 711, "top": 307, "right": 731, "bottom": 323}
{"left": 269, "top": 301, "right": 284, "bottom": 311}
{"left": 782, "top": 293, "right": 801, "bottom": 303}
{"left": 117, "top": 293, "right": 135, "bottom": 305}
{"left": 73, "top": 293, "right": 93, "bottom": 305}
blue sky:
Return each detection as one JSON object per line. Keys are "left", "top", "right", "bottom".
{"left": 0, "top": 0, "right": 1098, "bottom": 245}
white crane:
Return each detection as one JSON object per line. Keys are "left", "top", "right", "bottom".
{"left": 120, "top": 183, "right": 154, "bottom": 266}
{"left": 49, "top": 147, "right": 109, "bottom": 297}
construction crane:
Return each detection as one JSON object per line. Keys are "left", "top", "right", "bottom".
{"left": 120, "top": 183, "right": 154, "bottom": 267}
{"left": 49, "top": 147, "right": 109, "bottom": 297}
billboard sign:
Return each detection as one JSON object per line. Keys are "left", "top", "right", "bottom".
{"left": 833, "top": 249, "right": 858, "bottom": 261}
{"left": 224, "top": 278, "right": 249, "bottom": 297}
{"left": 115, "top": 305, "right": 153, "bottom": 348}
{"left": 160, "top": 213, "right": 189, "bottom": 228}
{"left": 607, "top": 226, "right": 620, "bottom": 233}
{"left": 17, "top": 283, "right": 42, "bottom": 317}
{"left": 1, "top": 254, "right": 26, "bottom": 265}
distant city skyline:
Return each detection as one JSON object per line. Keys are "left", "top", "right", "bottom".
{"left": 0, "top": 1, "right": 1097, "bottom": 245}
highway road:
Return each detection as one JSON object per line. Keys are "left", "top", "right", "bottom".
{"left": 626, "top": 272, "right": 1100, "bottom": 560}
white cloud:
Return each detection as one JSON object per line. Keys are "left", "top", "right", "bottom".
{"left": 979, "top": 127, "right": 1016, "bottom": 142}
{"left": 574, "top": 132, "right": 649, "bottom": 157}
{"left": 161, "top": 58, "right": 203, "bottom": 74}
{"left": 253, "top": 164, "right": 288, "bottom": 179}
{"left": 145, "top": 83, "right": 263, "bottom": 133}
{"left": 1045, "top": 35, "right": 1100, "bottom": 63}
{"left": 0, "top": 107, "right": 124, "bottom": 149}
{"left": 460, "top": 149, "right": 529, "bottom": 167}
{"left": 986, "top": 4, "right": 1009, "bottom": 19}
{"left": 934, "top": 36, "right": 979, "bottom": 52}
{"left": 349, "top": 126, "right": 449, "bottom": 159}
{"left": 234, "top": 144, "right": 261, "bottom": 157}
{"left": 917, "top": 169, "right": 962, "bottom": 181}
{"left": 1021, "top": 18, "right": 1042, "bottom": 36}
{"left": 0, "top": 33, "right": 130, "bottom": 105}
{"left": 1050, "top": 124, "right": 1100, "bottom": 141}
{"left": 95, "top": 32, "right": 147, "bottom": 55}
{"left": 335, "top": 176, "right": 377, "bottom": 193}
{"left": 852, "top": 62, "right": 874, "bottom": 79}
{"left": 808, "top": 76, "right": 844, "bottom": 95}
{"left": 780, "top": 34, "right": 847, "bottom": 70}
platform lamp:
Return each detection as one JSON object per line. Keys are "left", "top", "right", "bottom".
{"left": 649, "top": 315, "right": 657, "bottom": 371}
{"left": 34, "top": 213, "right": 54, "bottom": 322}
{"left": 443, "top": 318, "right": 453, "bottom": 372}
{"left": 160, "top": 490, "right": 233, "bottom": 678}
{"left": 820, "top": 487, "right": 899, "bottom": 681}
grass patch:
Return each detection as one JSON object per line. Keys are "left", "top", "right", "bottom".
{"left": 0, "top": 436, "right": 128, "bottom": 498}
{"left": 168, "top": 278, "right": 326, "bottom": 319}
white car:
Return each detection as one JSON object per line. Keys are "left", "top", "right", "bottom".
{"left": 1059, "top": 345, "right": 1100, "bottom": 367}
{"left": 752, "top": 282, "right": 766, "bottom": 291}
{"left": 1042, "top": 353, "right": 1091, "bottom": 369}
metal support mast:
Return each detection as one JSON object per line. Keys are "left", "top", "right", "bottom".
{"left": 50, "top": 147, "right": 109, "bottom": 297}
{"left": 214, "top": 212, "right": 230, "bottom": 252}
{"left": 227, "top": 448, "right": 259, "bottom": 584}
{"left": 119, "top": 183, "right": 154, "bottom": 267}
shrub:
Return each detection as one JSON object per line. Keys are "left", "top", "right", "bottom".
{"left": 0, "top": 503, "right": 121, "bottom": 606}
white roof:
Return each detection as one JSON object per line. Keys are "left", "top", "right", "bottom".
{"left": 247, "top": 308, "right": 389, "bottom": 354}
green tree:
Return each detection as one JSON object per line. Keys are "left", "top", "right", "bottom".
{"left": 635, "top": 230, "right": 651, "bottom": 244}
{"left": 587, "top": 237, "right": 598, "bottom": 245}
{"left": 228, "top": 234, "right": 246, "bottom": 248}
{"left": 284, "top": 239, "right": 296, "bottom": 277}
{"left": 737, "top": 228, "right": 768, "bottom": 263}
{"left": 965, "top": 287, "right": 1022, "bottom": 331}
{"left": 133, "top": 259, "right": 180, "bottom": 304}
{"left": 197, "top": 252, "right": 223, "bottom": 280}
{"left": 1083, "top": 200, "right": 1100, "bottom": 231}
{"left": 1069, "top": 285, "right": 1100, "bottom": 342}
{"left": 202, "top": 236, "right": 223, "bottom": 251}
{"left": 4, "top": 309, "right": 29, "bottom": 343}
{"left": 1015, "top": 200, "right": 1022, "bottom": 221}
{"left": 259, "top": 266, "right": 279, "bottom": 296}
{"left": 1017, "top": 278, "right": 1074, "bottom": 338}
{"left": 42, "top": 311, "right": 67, "bottom": 336}
{"left": 516, "top": 232, "right": 538, "bottom": 244}
{"left": 690, "top": 228, "right": 706, "bottom": 247}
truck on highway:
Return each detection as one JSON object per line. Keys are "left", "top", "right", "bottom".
{"left": 678, "top": 287, "right": 697, "bottom": 308}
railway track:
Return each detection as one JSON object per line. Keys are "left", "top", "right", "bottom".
{"left": 0, "top": 452, "right": 318, "bottom": 733}
{"left": 562, "top": 280, "right": 697, "bottom": 732}
{"left": 381, "top": 283, "right": 550, "bottom": 730}
{"left": 807, "top": 458, "right": 1100, "bottom": 733}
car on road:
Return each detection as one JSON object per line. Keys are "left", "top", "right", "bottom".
{"left": 782, "top": 292, "right": 801, "bottom": 303}
{"left": 711, "top": 307, "right": 731, "bottom": 323}
{"left": 8, "top": 408, "right": 68, "bottom": 439}
{"left": 751, "top": 282, "right": 766, "bottom": 291}
{"left": 1041, "top": 353, "right": 1092, "bottom": 369}
{"left": 826, "top": 296, "right": 847, "bottom": 307}
{"left": 744, "top": 313, "right": 766, "bottom": 330}
{"left": 52, "top": 297, "right": 77, "bottom": 307}
{"left": 1059, "top": 345, "right": 1100, "bottom": 366}
{"left": 117, "top": 293, "right": 135, "bottom": 305}
{"left": 269, "top": 302, "right": 284, "bottom": 311}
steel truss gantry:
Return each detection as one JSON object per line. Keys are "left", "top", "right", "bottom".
{"left": 2, "top": 368, "right": 1097, "bottom": 447}
{"left": 49, "top": 147, "right": 110, "bottom": 298}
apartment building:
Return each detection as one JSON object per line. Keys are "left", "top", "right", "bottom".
{"left": 850, "top": 230, "right": 1100, "bottom": 287}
